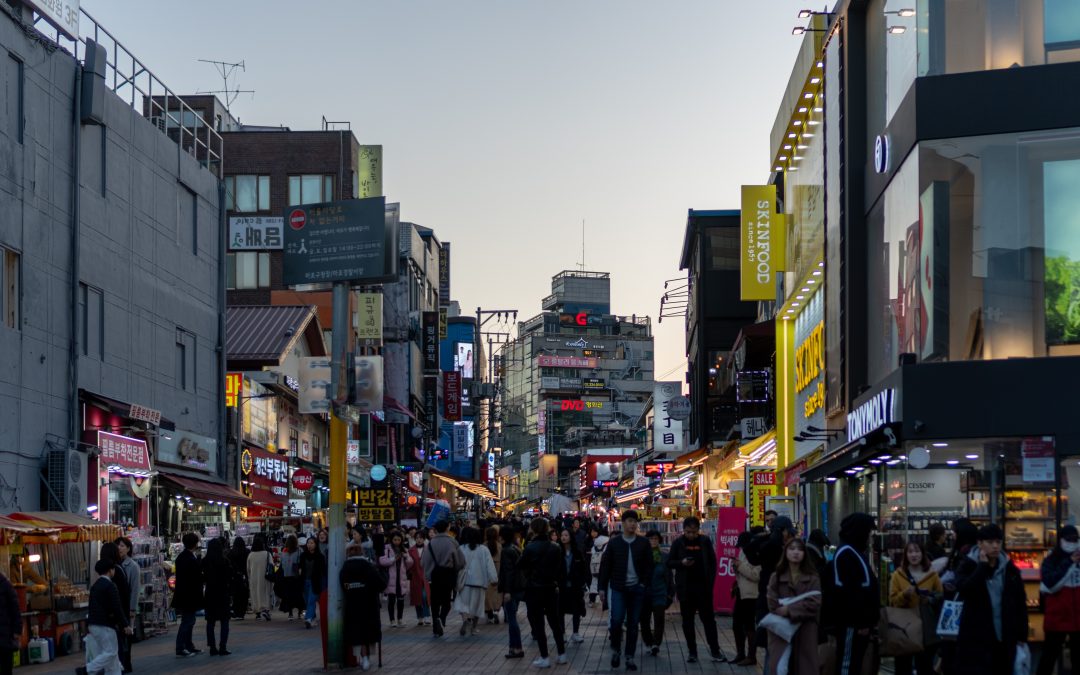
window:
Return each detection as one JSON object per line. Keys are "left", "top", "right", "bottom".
{"left": 1, "top": 247, "right": 18, "bottom": 330}
{"left": 288, "top": 175, "right": 334, "bottom": 205}
{"left": 289, "top": 429, "right": 299, "bottom": 458}
{"left": 312, "top": 435, "right": 322, "bottom": 465}
{"left": 224, "top": 175, "right": 270, "bottom": 212}
{"left": 5, "top": 53, "right": 23, "bottom": 143}
{"left": 225, "top": 252, "right": 271, "bottom": 289}
{"left": 175, "top": 328, "right": 195, "bottom": 392}
{"left": 79, "top": 283, "right": 103, "bottom": 359}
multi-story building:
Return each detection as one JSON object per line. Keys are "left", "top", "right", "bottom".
{"left": 499, "top": 271, "right": 654, "bottom": 504}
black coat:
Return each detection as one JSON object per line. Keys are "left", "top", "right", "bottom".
{"left": 171, "top": 549, "right": 205, "bottom": 612}
{"left": 821, "top": 545, "right": 879, "bottom": 631}
{"left": 598, "top": 534, "right": 654, "bottom": 593}
{"left": 0, "top": 573, "right": 21, "bottom": 649}
{"left": 341, "top": 556, "right": 386, "bottom": 647}
{"left": 747, "top": 532, "right": 784, "bottom": 617}
{"left": 559, "top": 545, "right": 590, "bottom": 617}
{"left": 498, "top": 543, "right": 526, "bottom": 595}
{"left": 519, "top": 539, "right": 566, "bottom": 589}
{"left": 298, "top": 549, "right": 327, "bottom": 594}
{"left": 667, "top": 534, "right": 717, "bottom": 598}
{"left": 88, "top": 576, "right": 127, "bottom": 629}
{"left": 953, "top": 554, "right": 1028, "bottom": 675}
{"left": 201, "top": 556, "right": 233, "bottom": 621}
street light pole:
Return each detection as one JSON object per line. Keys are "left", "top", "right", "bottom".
{"left": 473, "top": 307, "right": 516, "bottom": 521}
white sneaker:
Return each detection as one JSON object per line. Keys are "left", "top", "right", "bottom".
{"left": 423, "top": 617, "right": 432, "bottom": 625}
{"left": 556, "top": 653, "right": 569, "bottom": 665}
{"left": 360, "top": 655, "right": 371, "bottom": 671}
{"left": 531, "top": 657, "right": 551, "bottom": 669}
{"left": 571, "top": 633, "right": 584, "bottom": 643}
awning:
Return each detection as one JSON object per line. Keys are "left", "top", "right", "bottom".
{"left": 673, "top": 447, "right": 711, "bottom": 472}
{"left": 739, "top": 430, "right": 777, "bottom": 459}
{"left": 81, "top": 390, "right": 176, "bottom": 431}
{"left": 159, "top": 472, "right": 256, "bottom": 507}
{"left": 428, "top": 468, "right": 497, "bottom": 499}
{"left": 7, "top": 512, "right": 121, "bottom": 543}
{"left": 0, "top": 515, "right": 60, "bottom": 545}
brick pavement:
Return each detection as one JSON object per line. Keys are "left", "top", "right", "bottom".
{"left": 25, "top": 603, "right": 764, "bottom": 674}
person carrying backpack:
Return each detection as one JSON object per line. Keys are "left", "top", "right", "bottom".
{"left": 420, "top": 518, "right": 465, "bottom": 637}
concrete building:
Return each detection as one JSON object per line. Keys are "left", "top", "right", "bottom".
{"left": 0, "top": 7, "right": 225, "bottom": 524}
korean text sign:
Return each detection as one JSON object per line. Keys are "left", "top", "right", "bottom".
{"left": 242, "top": 446, "right": 289, "bottom": 506}
{"left": 747, "top": 468, "right": 777, "bottom": 527}
{"left": 356, "top": 488, "right": 395, "bottom": 522}
{"left": 713, "top": 507, "right": 746, "bottom": 613}
{"left": 740, "top": 185, "right": 785, "bottom": 301}
{"left": 282, "top": 197, "right": 395, "bottom": 286}
{"left": 97, "top": 432, "right": 151, "bottom": 472}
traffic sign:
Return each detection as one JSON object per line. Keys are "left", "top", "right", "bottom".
{"left": 289, "top": 209, "right": 306, "bottom": 230}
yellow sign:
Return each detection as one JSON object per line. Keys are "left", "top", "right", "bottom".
{"left": 225, "top": 372, "right": 243, "bottom": 408}
{"left": 740, "top": 185, "right": 786, "bottom": 300}
{"left": 439, "top": 307, "right": 448, "bottom": 339}
{"left": 355, "top": 293, "right": 382, "bottom": 343}
{"left": 747, "top": 468, "right": 778, "bottom": 527}
{"left": 357, "top": 145, "right": 382, "bottom": 199}
{"left": 796, "top": 320, "right": 825, "bottom": 418}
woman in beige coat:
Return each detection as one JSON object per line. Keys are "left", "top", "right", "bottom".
{"left": 766, "top": 539, "right": 822, "bottom": 675}
{"left": 246, "top": 535, "right": 273, "bottom": 620}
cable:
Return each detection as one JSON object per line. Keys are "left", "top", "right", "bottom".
{"left": 656, "top": 360, "right": 688, "bottom": 380}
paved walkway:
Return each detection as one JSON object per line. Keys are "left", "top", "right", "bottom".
{"left": 26, "top": 603, "right": 764, "bottom": 674}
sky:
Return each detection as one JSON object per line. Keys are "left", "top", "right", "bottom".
{"left": 84, "top": 0, "right": 806, "bottom": 383}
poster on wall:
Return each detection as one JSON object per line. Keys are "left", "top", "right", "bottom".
{"left": 1021, "top": 437, "right": 1056, "bottom": 483}
{"left": 1044, "top": 159, "right": 1080, "bottom": 345}
{"left": 713, "top": 507, "right": 746, "bottom": 614}
{"left": 746, "top": 467, "right": 777, "bottom": 528}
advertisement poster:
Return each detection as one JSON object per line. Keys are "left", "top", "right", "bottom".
{"left": 1021, "top": 437, "right": 1056, "bottom": 483}
{"left": 739, "top": 185, "right": 785, "bottom": 301}
{"left": 456, "top": 343, "right": 475, "bottom": 379}
{"left": 1044, "top": 159, "right": 1080, "bottom": 344}
{"left": 747, "top": 467, "right": 777, "bottom": 527}
{"left": 713, "top": 507, "right": 746, "bottom": 614}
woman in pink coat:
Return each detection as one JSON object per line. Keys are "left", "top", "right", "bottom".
{"left": 379, "top": 530, "right": 413, "bottom": 627}
{"left": 408, "top": 530, "right": 432, "bottom": 625}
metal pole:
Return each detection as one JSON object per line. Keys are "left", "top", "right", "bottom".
{"left": 327, "top": 283, "right": 349, "bottom": 668}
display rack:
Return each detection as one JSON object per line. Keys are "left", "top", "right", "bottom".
{"left": 129, "top": 531, "right": 168, "bottom": 637}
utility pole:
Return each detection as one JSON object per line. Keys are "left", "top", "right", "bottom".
{"left": 473, "top": 308, "right": 516, "bottom": 521}
{"left": 326, "top": 284, "right": 349, "bottom": 668}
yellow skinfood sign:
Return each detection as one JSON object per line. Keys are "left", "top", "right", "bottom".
{"left": 740, "top": 185, "right": 785, "bottom": 301}
{"left": 796, "top": 319, "right": 825, "bottom": 418}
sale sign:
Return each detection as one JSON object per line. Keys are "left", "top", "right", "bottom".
{"left": 713, "top": 507, "right": 746, "bottom": 614}
{"left": 747, "top": 467, "right": 778, "bottom": 527}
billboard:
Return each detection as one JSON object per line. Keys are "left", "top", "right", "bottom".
{"left": 356, "top": 145, "right": 382, "bottom": 198}
{"left": 652, "top": 381, "right": 684, "bottom": 453}
{"left": 456, "top": 342, "right": 474, "bottom": 379}
{"left": 740, "top": 185, "right": 785, "bottom": 300}
{"left": 229, "top": 216, "right": 284, "bottom": 250}
{"left": 353, "top": 356, "right": 384, "bottom": 413}
{"left": 537, "top": 355, "right": 597, "bottom": 369}
{"left": 299, "top": 357, "right": 332, "bottom": 414}
{"left": 282, "top": 197, "right": 397, "bottom": 286}
{"left": 444, "top": 371, "right": 462, "bottom": 422}
{"left": 355, "top": 292, "right": 383, "bottom": 344}
{"left": 422, "top": 312, "right": 439, "bottom": 373}
{"left": 439, "top": 243, "right": 451, "bottom": 304}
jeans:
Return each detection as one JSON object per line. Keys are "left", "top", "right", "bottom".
{"left": 504, "top": 593, "right": 524, "bottom": 650}
{"left": 87, "top": 624, "right": 122, "bottom": 675}
{"left": 525, "top": 587, "right": 565, "bottom": 659}
{"left": 680, "top": 591, "right": 721, "bottom": 657}
{"left": 732, "top": 597, "right": 758, "bottom": 659}
{"left": 206, "top": 616, "right": 229, "bottom": 651}
{"left": 175, "top": 611, "right": 197, "bottom": 653}
{"left": 387, "top": 594, "right": 405, "bottom": 622}
{"left": 609, "top": 584, "right": 646, "bottom": 657}
{"left": 414, "top": 588, "right": 431, "bottom": 620}
{"left": 641, "top": 603, "right": 666, "bottom": 647}
{"left": 304, "top": 580, "right": 318, "bottom": 622}
{"left": 1037, "top": 631, "right": 1080, "bottom": 675}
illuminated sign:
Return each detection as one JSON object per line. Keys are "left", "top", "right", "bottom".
{"left": 537, "top": 355, "right": 598, "bottom": 369}
{"left": 226, "top": 372, "right": 243, "bottom": 407}
{"left": 582, "top": 378, "right": 605, "bottom": 389}
{"left": 559, "top": 312, "right": 603, "bottom": 327}
{"left": 796, "top": 319, "right": 825, "bottom": 418}
{"left": 644, "top": 461, "right": 674, "bottom": 476}
{"left": 592, "top": 480, "right": 619, "bottom": 488}
{"left": 846, "top": 388, "right": 898, "bottom": 441}
{"left": 97, "top": 431, "right": 151, "bottom": 474}
{"left": 552, "top": 400, "right": 605, "bottom": 412}
{"left": 241, "top": 446, "right": 289, "bottom": 504}
{"left": 740, "top": 185, "right": 786, "bottom": 301}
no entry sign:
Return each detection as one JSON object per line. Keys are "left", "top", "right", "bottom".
{"left": 289, "top": 209, "right": 306, "bottom": 230}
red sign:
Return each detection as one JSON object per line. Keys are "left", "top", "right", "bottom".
{"left": 645, "top": 461, "right": 674, "bottom": 475}
{"left": 97, "top": 431, "right": 152, "bottom": 473}
{"left": 537, "top": 355, "right": 598, "bottom": 369}
{"left": 242, "top": 446, "right": 289, "bottom": 506}
{"left": 291, "top": 468, "right": 314, "bottom": 492}
{"left": 289, "top": 208, "right": 306, "bottom": 230}
{"left": 784, "top": 457, "right": 810, "bottom": 488}
{"left": 713, "top": 507, "right": 746, "bottom": 614}
{"left": 558, "top": 400, "right": 584, "bottom": 412}
{"left": 444, "top": 371, "right": 462, "bottom": 422}
{"left": 753, "top": 471, "right": 777, "bottom": 486}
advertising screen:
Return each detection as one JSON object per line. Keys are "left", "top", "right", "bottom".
{"left": 456, "top": 343, "right": 474, "bottom": 379}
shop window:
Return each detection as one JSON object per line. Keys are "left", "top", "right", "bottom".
{"left": 288, "top": 174, "right": 334, "bottom": 206}
{"left": 224, "top": 175, "right": 270, "bottom": 213}
{"left": 1, "top": 247, "right": 18, "bottom": 330}
{"left": 1062, "top": 455, "right": 1080, "bottom": 527}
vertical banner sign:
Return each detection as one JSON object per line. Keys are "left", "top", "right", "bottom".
{"left": 713, "top": 507, "right": 747, "bottom": 614}
{"left": 747, "top": 467, "right": 778, "bottom": 527}
{"left": 357, "top": 145, "right": 383, "bottom": 199}
{"left": 740, "top": 185, "right": 785, "bottom": 301}
{"left": 918, "top": 181, "right": 949, "bottom": 360}
{"left": 355, "top": 293, "right": 383, "bottom": 345}
{"left": 423, "top": 375, "right": 438, "bottom": 432}
{"left": 422, "top": 311, "right": 439, "bottom": 374}
{"left": 225, "top": 372, "right": 243, "bottom": 408}
{"left": 453, "top": 423, "right": 470, "bottom": 463}
{"left": 439, "top": 307, "right": 449, "bottom": 340}
{"left": 652, "top": 382, "right": 684, "bottom": 453}
{"left": 439, "top": 242, "right": 451, "bottom": 305}
{"left": 299, "top": 357, "right": 332, "bottom": 414}
{"left": 353, "top": 356, "right": 384, "bottom": 413}
{"left": 444, "top": 371, "right": 462, "bottom": 422}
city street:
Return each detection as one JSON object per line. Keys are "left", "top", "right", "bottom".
{"left": 29, "top": 607, "right": 759, "bottom": 674}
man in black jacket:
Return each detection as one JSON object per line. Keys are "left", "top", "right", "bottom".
{"left": 519, "top": 518, "right": 568, "bottom": 668}
{"left": 171, "top": 532, "right": 204, "bottom": 657}
{"left": 0, "top": 570, "right": 20, "bottom": 675}
{"left": 598, "top": 510, "right": 653, "bottom": 671}
{"left": 84, "top": 559, "right": 131, "bottom": 675}
{"left": 668, "top": 516, "right": 727, "bottom": 664}
{"left": 822, "top": 513, "right": 879, "bottom": 675}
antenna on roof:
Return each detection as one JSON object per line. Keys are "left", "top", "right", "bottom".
{"left": 579, "top": 219, "right": 586, "bottom": 271}
{"left": 197, "top": 59, "right": 254, "bottom": 111}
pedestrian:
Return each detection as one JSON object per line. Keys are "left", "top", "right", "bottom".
{"left": 732, "top": 530, "right": 762, "bottom": 666}
{"left": 171, "top": 532, "right": 203, "bottom": 657}
{"left": 558, "top": 528, "right": 589, "bottom": 644}
{"left": 667, "top": 516, "right": 727, "bottom": 664}
{"left": 498, "top": 525, "right": 527, "bottom": 660}
{"left": 1038, "top": 524, "right": 1080, "bottom": 675}
{"left": 201, "top": 537, "right": 233, "bottom": 656}
{"left": 227, "top": 537, "right": 250, "bottom": 620}
{"left": 279, "top": 535, "right": 303, "bottom": 619}
{"left": 598, "top": 509, "right": 653, "bottom": 671}
{"left": 938, "top": 518, "right": 978, "bottom": 675}
{"left": 341, "top": 542, "right": 387, "bottom": 672}
{"left": 765, "top": 539, "right": 822, "bottom": 675}
{"left": 453, "top": 527, "right": 499, "bottom": 636}
{"left": 888, "top": 541, "right": 943, "bottom": 675}
{"left": 246, "top": 535, "right": 272, "bottom": 621}
{"left": 317, "top": 529, "right": 329, "bottom": 557}
{"left": 520, "top": 518, "right": 568, "bottom": 668}
{"left": 420, "top": 518, "right": 465, "bottom": 637}
{"left": 806, "top": 529, "right": 830, "bottom": 578}
{"left": 112, "top": 538, "right": 140, "bottom": 673}
{"left": 549, "top": 528, "right": 559, "bottom": 544}
{"left": 0, "top": 568, "right": 20, "bottom": 675}
{"left": 925, "top": 524, "right": 948, "bottom": 568}
{"left": 764, "top": 510, "right": 779, "bottom": 532}
{"left": 588, "top": 526, "right": 609, "bottom": 608}
{"left": 572, "top": 518, "right": 589, "bottom": 556}
{"left": 379, "top": 530, "right": 412, "bottom": 628}
{"left": 822, "top": 513, "right": 879, "bottom": 675}
{"left": 640, "top": 529, "right": 674, "bottom": 657}
{"left": 86, "top": 559, "right": 132, "bottom": 675}
{"left": 355, "top": 527, "right": 375, "bottom": 563}
{"left": 953, "top": 524, "right": 1028, "bottom": 675}
{"left": 299, "top": 535, "right": 327, "bottom": 629}
{"left": 749, "top": 515, "right": 796, "bottom": 627}
{"left": 484, "top": 525, "right": 503, "bottom": 624}
{"left": 408, "top": 530, "right": 432, "bottom": 626}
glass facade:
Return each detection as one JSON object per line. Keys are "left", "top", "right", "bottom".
{"left": 784, "top": 90, "right": 826, "bottom": 288}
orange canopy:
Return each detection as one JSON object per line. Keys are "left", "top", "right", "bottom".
{"left": 7, "top": 512, "right": 121, "bottom": 543}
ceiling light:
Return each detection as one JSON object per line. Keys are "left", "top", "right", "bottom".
{"left": 774, "top": 166, "right": 784, "bottom": 172}
{"left": 816, "top": 61, "right": 824, "bottom": 68}
{"left": 792, "top": 26, "right": 807, "bottom": 35}
{"left": 794, "top": 120, "right": 803, "bottom": 126}
{"left": 825, "top": 477, "right": 837, "bottom": 482}
{"left": 798, "top": 107, "right": 808, "bottom": 113}
{"left": 798, "top": 9, "right": 813, "bottom": 18}
{"left": 946, "top": 460, "right": 960, "bottom": 465}
{"left": 888, "top": 25, "right": 908, "bottom": 34}
{"left": 814, "top": 107, "right": 823, "bottom": 113}
{"left": 797, "top": 144, "right": 808, "bottom": 150}
{"left": 896, "top": 8, "right": 916, "bottom": 17}
{"left": 802, "top": 132, "right": 815, "bottom": 137}
{"left": 788, "top": 132, "right": 797, "bottom": 139}
{"left": 878, "top": 455, "right": 892, "bottom": 460}
{"left": 965, "top": 454, "right": 979, "bottom": 460}
{"left": 783, "top": 144, "right": 792, "bottom": 150}
{"left": 818, "top": 262, "right": 824, "bottom": 267}
{"left": 796, "top": 295, "right": 805, "bottom": 300}
{"left": 791, "top": 302, "right": 800, "bottom": 307}
{"left": 886, "top": 459, "right": 901, "bottom": 465}
{"left": 810, "top": 77, "right": 821, "bottom": 84}
{"left": 803, "top": 92, "right": 814, "bottom": 99}
{"left": 932, "top": 443, "right": 948, "bottom": 447}
{"left": 812, "top": 270, "right": 822, "bottom": 276}
{"left": 852, "top": 466, "right": 865, "bottom": 471}
{"left": 801, "top": 287, "right": 809, "bottom": 292}
{"left": 807, "top": 120, "right": 820, "bottom": 125}
{"left": 807, "top": 279, "right": 816, "bottom": 284}
{"left": 869, "top": 459, "right": 882, "bottom": 464}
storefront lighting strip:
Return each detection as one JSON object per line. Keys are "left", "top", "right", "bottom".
{"left": 779, "top": 260, "right": 825, "bottom": 320}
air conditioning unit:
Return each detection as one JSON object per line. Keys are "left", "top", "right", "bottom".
{"left": 45, "top": 448, "right": 88, "bottom": 514}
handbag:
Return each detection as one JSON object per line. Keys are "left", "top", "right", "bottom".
{"left": 879, "top": 606, "right": 923, "bottom": 656}
{"left": 264, "top": 555, "right": 276, "bottom": 582}
{"left": 935, "top": 598, "right": 963, "bottom": 640}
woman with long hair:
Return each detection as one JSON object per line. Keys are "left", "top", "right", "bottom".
{"left": 299, "top": 536, "right": 327, "bottom": 629}
{"left": 407, "top": 529, "right": 431, "bottom": 626}
{"left": 452, "top": 527, "right": 498, "bottom": 637}
{"left": 279, "top": 534, "right": 302, "bottom": 619}
{"left": 378, "top": 530, "right": 413, "bottom": 627}
{"left": 202, "top": 537, "right": 233, "bottom": 655}
{"left": 227, "top": 537, "right": 250, "bottom": 620}
{"left": 889, "top": 541, "right": 943, "bottom": 675}
{"left": 558, "top": 529, "right": 589, "bottom": 642}
{"left": 484, "top": 525, "right": 502, "bottom": 624}
{"left": 246, "top": 535, "right": 272, "bottom": 620}
{"left": 765, "top": 539, "right": 822, "bottom": 675}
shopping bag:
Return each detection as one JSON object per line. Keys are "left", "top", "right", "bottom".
{"left": 879, "top": 606, "right": 922, "bottom": 657}
{"left": 759, "top": 612, "right": 799, "bottom": 642}
{"left": 1014, "top": 643, "right": 1031, "bottom": 675}
{"left": 935, "top": 599, "right": 963, "bottom": 639}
